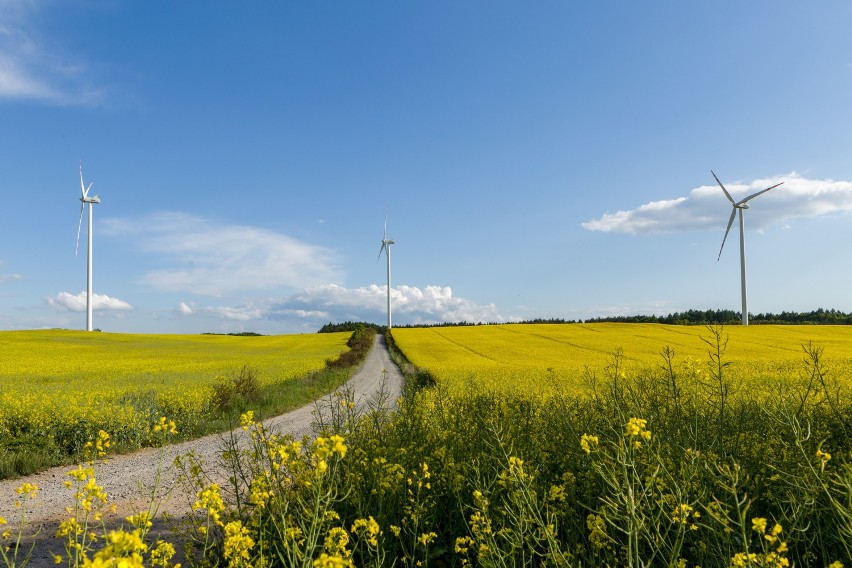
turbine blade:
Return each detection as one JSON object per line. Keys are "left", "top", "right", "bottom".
{"left": 80, "top": 162, "right": 85, "bottom": 196}
{"left": 712, "top": 170, "right": 735, "bottom": 204}
{"left": 737, "top": 182, "right": 784, "bottom": 206}
{"left": 76, "top": 203, "right": 84, "bottom": 256}
{"left": 717, "top": 207, "right": 737, "bottom": 261}
{"left": 84, "top": 181, "right": 94, "bottom": 199}
{"left": 378, "top": 241, "right": 386, "bottom": 262}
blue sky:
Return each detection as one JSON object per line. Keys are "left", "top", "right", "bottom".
{"left": 2, "top": 1, "right": 851, "bottom": 334}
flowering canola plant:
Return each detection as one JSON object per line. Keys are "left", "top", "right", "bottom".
{"left": 392, "top": 323, "right": 852, "bottom": 397}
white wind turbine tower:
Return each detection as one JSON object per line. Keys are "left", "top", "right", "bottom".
{"left": 713, "top": 170, "right": 783, "bottom": 326}
{"left": 378, "top": 214, "right": 395, "bottom": 330}
{"left": 76, "top": 163, "right": 101, "bottom": 332}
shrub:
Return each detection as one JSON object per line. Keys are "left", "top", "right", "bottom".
{"left": 210, "top": 366, "right": 261, "bottom": 414}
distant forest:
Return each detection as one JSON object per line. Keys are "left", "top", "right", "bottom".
{"left": 317, "top": 309, "right": 852, "bottom": 332}
{"left": 583, "top": 308, "right": 852, "bottom": 325}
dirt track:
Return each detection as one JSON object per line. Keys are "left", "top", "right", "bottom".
{"left": 0, "top": 334, "right": 404, "bottom": 566}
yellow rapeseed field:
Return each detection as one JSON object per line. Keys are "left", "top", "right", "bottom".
{"left": 392, "top": 323, "right": 852, "bottom": 396}
{"left": 0, "top": 330, "right": 350, "bottom": 444}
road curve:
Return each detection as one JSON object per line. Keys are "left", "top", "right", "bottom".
{"left": 0, "top": 333, "right": 404, "bottom": 566}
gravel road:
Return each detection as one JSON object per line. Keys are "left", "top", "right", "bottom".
{"left": 0, "top": 334, "right": 404, "bottom": 566}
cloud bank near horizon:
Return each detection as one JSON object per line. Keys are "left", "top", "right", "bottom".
{"left": 176, "top": 284, "right": 504, "bottom": 328}
{"left": 582, "top": 173, "right": 852, "bottom": 234}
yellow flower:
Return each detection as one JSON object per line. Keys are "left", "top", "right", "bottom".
{"left": 239, "top": 411, "right": 255, "bottom": 429}
{"left": 351, "top": 516, "right": 380, "bottom": 547}
{"left": 149, "top": 540, "right": 177, "bottom": 567}
{"left": 92, "top": 430, "right": 111, "bottom": 457}
{"left": 672, "top": 503, "right": 693, "bottom": 525}
{"left": 751, "top": 517, "right": 768, "bottom": 534}
{"left": 68, "top": 465, "right": 93, "bottom": 482}
{"left": 153, "top": 417, "right": 178, "bottom": 435}
{"left": 126, "top": 512, "right": 153, "bottom": 530}
{"left": 625, "top": 417, "right": 647, "bottom": 436}
{"left": 223, "top": 520, "right": 254, "bottom": 564}
{"left": 455, "top": 535, "right": 474, "bottom": 555}
{"left": 313, "top": 553, "right": 352, "bottom": 568}
{"left": 580, "top": 433, "right": 599, "bottom": 454}
{"left": 417, "top": 531, "right": 437, "bottom": 546}
{"left": 771, "top": 522, "right": 782, "bottom": 536}
{"left": 193, "top": 484, "right": 225, "bottom": 527}
{"left": 15, "top": 482, "right": 38, "bottom": 499}
{"left": 816, "top": 448, "right": 831, "bottom": 463}
{"left": 547, "top": 484, "right": 566, "bottom": 503}
{"left": 86, "top": 528, "right": 147, "bottom": 568}
{"left": 56, "top": 517, "right": 82, "bottom": 538}
{"left": 329, "top": 435, "right": 347, "bottom": 458}
{"left": 625, "top": 417, "right": 651, "bottom": 441}
{"left": 248, "top": 476, "right": 272, "bottom": 508}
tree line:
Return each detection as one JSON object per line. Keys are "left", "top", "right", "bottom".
{"left": 585, "top": 308, "right": 852, "bottom": 325}
{"left": 318, "top": 309, "right": 852, "bottom": 332}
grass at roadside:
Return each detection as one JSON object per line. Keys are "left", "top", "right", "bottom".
{"left": 0, "top": 328, "right": 374, "bottom": 479}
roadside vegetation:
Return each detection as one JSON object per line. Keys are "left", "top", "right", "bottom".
{"left": 0, "top": 329, "right": 374, "bottom": 479}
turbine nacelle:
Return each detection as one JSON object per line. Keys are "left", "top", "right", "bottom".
{"left": 81, "top": 195, "right": 100, "bottom": 204}
{"left": 714, "top": 170, "right": 783, "bottom": 261}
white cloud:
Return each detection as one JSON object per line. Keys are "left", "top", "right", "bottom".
{"left": 0, "top": 2, "right": 104, "bottom": 105}
{"left": 175, "top": 302, "right": 264, "bottom": 322}
{"left": 102, "top": 212, "right": 341, "bottom": 296}
{"left": 582, "top": 173, "right": 852, "bottom": 234}
{"left": 173, "top": 284, "right": 503, "bottom": 328}
{"left": 48, "top": 291, "right": 133, "bottom": 312}
{"left": 278, "top": 283, "right": 503, "bottom": 325}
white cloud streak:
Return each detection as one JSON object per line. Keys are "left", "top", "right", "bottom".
{"left": 102, "top": 212, "right": 342, "bottom": 296}
{"left": 175, "top": 301, "right": 264, "bottom": 322}
{"left": 582, "top": 173, "right": 852, "bottom": 234}
{"left": 47, "top": 291, "right": 133, "bottom": 312}
{"left": 0, "top": 2, "right": 104, "bottom": 105}
{"left": 0, "top": 260, "right": 23, "bottom": 283}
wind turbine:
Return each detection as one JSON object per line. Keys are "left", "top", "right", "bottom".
{"left": 378, "top": 214, "right": 395, "bottom": 330}
{"left": 713, "top": 170, "right": 783, "bottom": 326}
{"left": 76, "top": 163, "right": 101, "bottom": 332}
